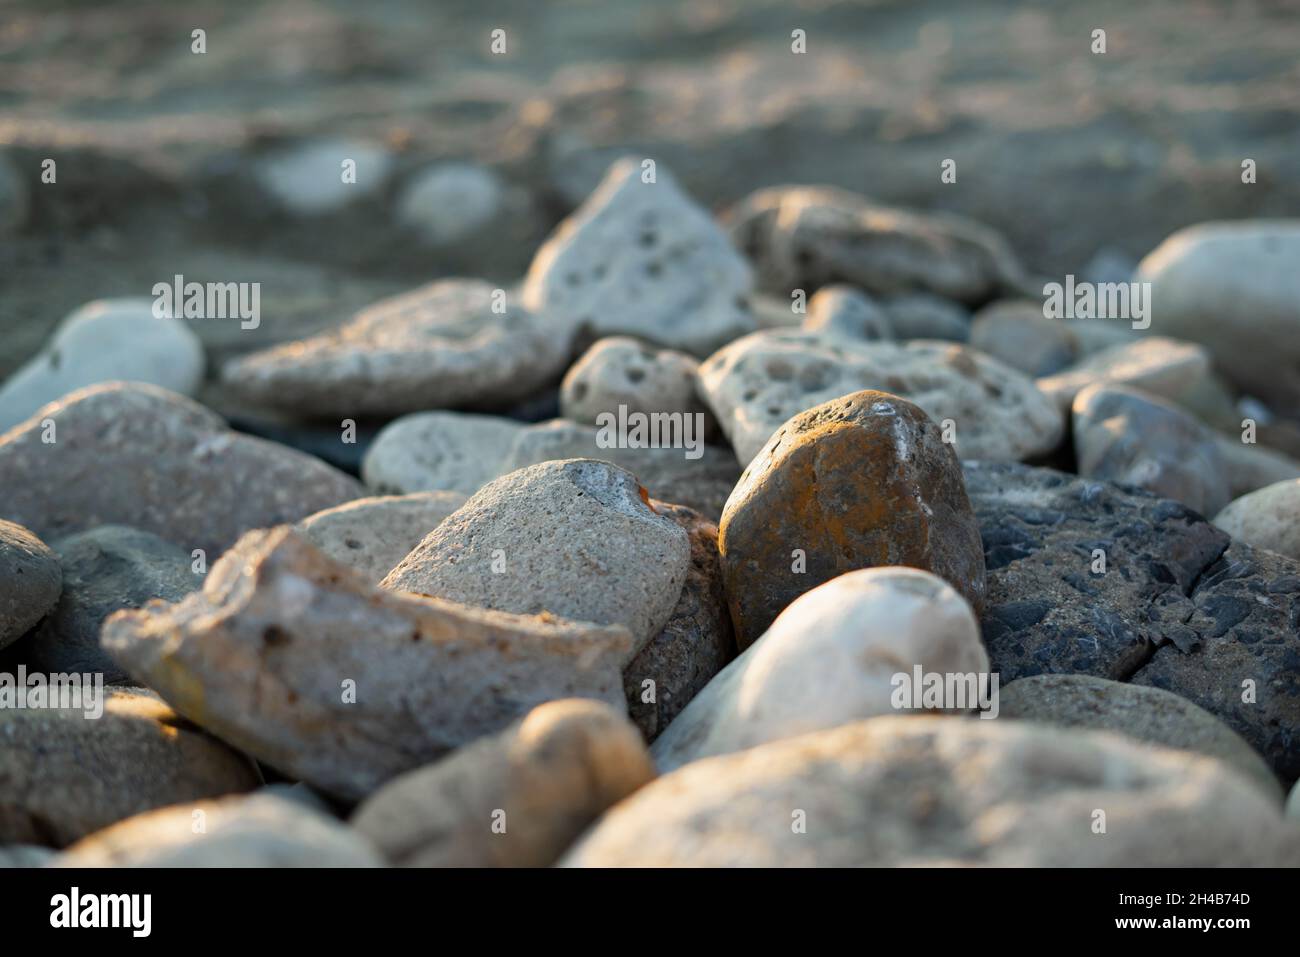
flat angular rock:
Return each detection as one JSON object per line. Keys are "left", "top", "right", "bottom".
{"left": 52, "top": 791, "right": 381, "bottom": 867}
{"left": 297, "top": 492, "right": 468, "bottom": 583}
{"left": 727, "top": 185, "right": 1032, "bottom": 304}
{"left": 102, "top": 528, "right": 633, "bottom": 801}
{"left": 0, "top": 520, "right": 61, "bottom": 650}
{"left": 222, "top": 279, "right": 573, "bottom": 417}
{"left": 720, "top": 390, "right": 985, "bottom": 648}
{"left": 1136, "top": 221, "right": 1300, "bottom": 409}
{"left": 22, "top": 526, "right": 203, "bottom": 682}
{"left": 0, "top": 688, "right": 260, "bottom": 847}
{"left": 351, "top": 699, "right": 653, "bottom": 867}
{"left": 560, "top": 336, "right": 715, "bottom": 432}
{"left": 622, "top": 503, "right": 735, "bottom": 740}
{"left": 562, "top": 716, "right": 1300, "bottom": 867}
{"left": 1073, "top": 384, "right": 1231, "bottom": 516}
{"left": 0, "top": 299, "right": 205, "bottom": 432}
{"left": 653, "top": 568, "right": 987, "bottom": 773}
{"left": 698, "top": 329, "right": 1062, "bottom": 465}
{"left": 999, "top": 674, "right": 1281, "bottom": 801}
{"left": 1213, "top": 480, "right": 1300, "bottom": 561}
{"left": 522, "top": 159, "right": 756, "bottom": 357}
{"left": 382, "top": 460, "right": 689, "bottom": 649}
{"left": 1035, "top": 336, "right": 1210, "bottom": 411}
{"left": 0, "top": 382, "right": 363, "bottom": 558}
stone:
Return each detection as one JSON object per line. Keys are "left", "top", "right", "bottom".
{"left": 622, "top": 503, "right": 735, "bottom": 741}
{"left": 0, "top": 521, "right": 61, "bottom": 651}
{"left": 52, "top": 791, "right": 381, "bottom": 867}
{"left": 255, "top": 138, "right": 393, "bottom": 215}
{"left": 362, "top": 411, "right": 523, "bottom": 496}
{"left": 382, "top": 460, "right": 690, "bottom": 649}
{"left": 0, "top": 845, "right": 52, "bottom": 867}
{"left": 351, "top": 699, "right": 653, "bottom": 867}
{"left": 1035, "top": 336, "right": 1210, "bottom": 411}
{"left": 964, "top": 461, "right": 1300, "bottom": 781}
{"left": 969, "top": 300, "right": 1078, "bottom": 376}
{"left": 522, "top": 158, "right": 756, "bottom": 357}
{"left": 726, "top": 185, "right": 1032, "bottom": 304}
{"left": 0, "top": 688, "right": 260, "bottom": 847}
{"left": 0, "top": 382, "right": 363, "bottom": 558}
{"left": 560, "top": 336, "right": 715, "bottom": 434}
{"left": 0, "top": 298, "right": 206, "bottom": 432}
{"left": 297, "top": 492, "right": 468, "bottom": 583}
{"left": 1213, "top": 480, "right": 1300, "bottom": 561}
{"left": 697, "top": 330, "right": 1063, "bottom": 466}
{"left": 222, "top": 279, "right": 573, "bottom": 417}
{"left": 562, "top": 716, "right": 1300, "bottom": 867}
{"left": 719, "top": 390, "right": 985, "bottom": 648}
{"left": 102, "top": 528, "right": 634, "bottom": 801}
{"left": 21, "top": 526, "right": 203, "bottom": 683}
{"left": 801, "top": 285, "right": 892, "bottom": 340}
{"left": 882, "top": 293, "right": 971, "bottom": 342}
{"left": 1073, "top": 384, "right": 1231, "bottom": 516}
{"left": 396, "top": 162, "right": 506, "bottom": 245}
{"left": 999, "top": 674, "right": 1281, "bottom": 801}
{"left": 1214, "top": 435, "right": 1300, "bottom": 500}
{"left": 1136, "top": 221, "right": 1300, "bottom": 409}
{"left": 653, "top": 568, "right": 986, "bottom": 772}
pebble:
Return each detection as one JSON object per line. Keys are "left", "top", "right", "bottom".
{"left": 0, "top": 298, "right": 206, "bottom": 433}
{"left": 1000, "top": 674, "right": 1281, "bottom": 802}
{"left": 562, "top": 715, "right": 1300, "bottom": 866}
{"left": 0, "top": 520, "right": 61, "bottom": 650}
{"left": 222, "top": 279, "right": 574, "bottom": 417}
{"left": 297, "top": 492, "right": 468, "bottom": 583}
{"left": 698, "top": 328, "right": 1063, "bottom": 466}
{"left": 0, "top": 688, "right": 260, "bottom": 847}
{"left": 22, "top": 526, "right": 203, "bottom": 683}
{"left": 718, "top": 390, "right": 986, "bottom": 648}
{"left": 726, "top": 185, "right": 1032, "bottom": 304}
{"left": 382, "top": 460, "right": 689, "bottom": 649}
{"left": 1136, "top": 221, "right": 1300, "bottom": 409}
{"left": 351, "top": 699, "right": 653, "bottom": 867}
{"left": 801, "top": 285, "right": 892, "bottom": 340}
{"left": 559, "top": 336, "right": 715, "bottom": 433}
{"left": 653, "top": 568, "right": 986, "bottom": 772}
{"left": 1212, "top": 479, "right": 1300, "bottom": 561}
{"left": 1036, "top": 336, "right": 1210, "bottom": 411}
{"left": 362, "top": 411, "right": 523, "bottom": 496}
{"left": 881, "top": 293, "right": 971, "bottom": 341}
{"left": 622, "top": 502, "right": 736, "bottom": 740}
{"left": 0, "top": 382, "right": 364, "bottom": 558}
{"left": 254, "top": 138, "right": 394, "bottom": 215}
{"left": 1072, "top": 384, "right": 1231, "bottom": 516}
{"left": 970, "top": 300, "right": 1078, "bottom": 376}
{"left": 396, "top": 162, "right": 506, "bottom": 245}
{"left": 522, "top": 158, "right": 756, "bottom": 357}
{"left": 102, "top": 528, "right": 635, "bottom": 801}
{"left": 53, "top": 791, "right": 381, "bottom": 867}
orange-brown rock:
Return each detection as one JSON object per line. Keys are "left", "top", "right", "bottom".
{"left": 718, "top": 390, "right": 985, "bottom": 648}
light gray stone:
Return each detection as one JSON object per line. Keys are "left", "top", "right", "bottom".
{"left": 397, "top": 162, "right": 506, "bottom": 245}
{"left": 0, "top": 845, "right": 52, "bottom": 867}
{"left": 1213, "top": 479, "right": 1300, "bottom": 560}
{"left": 255, "top": 138, "right": 393, "bottom": 215}
{"left": 1036, "top": 336, "right": 1211, "bottom": 411}
{"left": 801, "top": 285, "right": 892, "bottom": 340}
{"left": 0, "top": 520, "right": 61, "bottom": 650}
{"left": 297, "top": 492, "right": 468, "bottom": 583}
{"left": 970, "top": 300, "right": 1078, "bottom": 376}
{"left": 560, "top": 336, "right": 714, "bottom": 431}
{"left": 882, "top": 293, "right": 970, "bottom": 342}
{"left": 362, "top": 411, "right": 523, "bottom": 496}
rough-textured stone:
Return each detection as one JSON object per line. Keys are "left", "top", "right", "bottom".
{"left": 52, "top": 791, "right": 381, "bottom": 867}
{"left": 382, "top": 460, "right": 689, "bottom": 648}
{"left": 698, "top": 329, "right": 1062, "bottom": 465}
{"left": 0, "top": 520, "right": 61, "bottom": 651}
{"left": 22, "top": 526, "right": 202, "bottom": 682}
{"left": 0, "top": 688, "right": 260, "bottom": 847}
{"left": 562, "top": 716, "right": 1300, "bottom": 866}
{"left": 0, "top": 382, "right": 363, "bottom": 558}
{"left": 1073, "top": 384, "right": 1231, "bottom": 516}
{"left": 970, "top": 300, "right": 1078, "bottom": 376}
{"left": 522, "top": 159, "right": 756, "bottom": 357}
{"left": 222, "top": 279, "right": 573, "bottom": 417}
{"left": 727, "top": 185, "right": 1032, "bottom": 304}
{"left": 622, "top": 503, "right": 735, "bottom": 740}
{"left": 1213, "top": 480, "right": 1300, "bottom": 561}
{"left": 999, "top": 674, "right": 1281, "bottom": 801}
{"left": 297, "top": 492, "right": 468, "bottom": 583}
{"left": 0, "top": 298, "right": 206, "bottom": 432}
{"left": 1136, "top": 221, "right": 1300, "bottom": 409}
{"left": 801, "top": 285, "right": 892, "bottom": 340}
{"left": 362, "top": 411, "right": 523, "bottom": 496}
{"left": 351, "top": 699, "right": 653, "bottom": 867}
{"left": 560, "top": 336, "right": 715, "bottom": 433}
{"left": 720, "top": 390, "right": 985, "bottom": 648}
{"left": 102, "top": 528, "right": 633, "bottom": 801}
{"left": 1035, "top": 336, "right": 1210, "bottom": 411}
{"left": 653, "top": 568, "right": 986, "bottom": 772}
